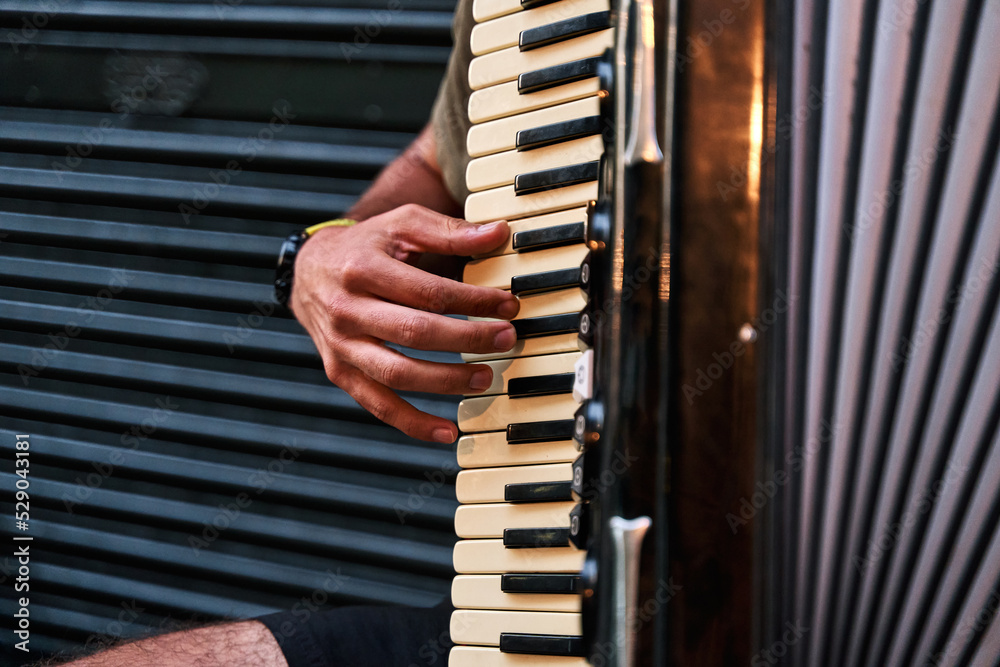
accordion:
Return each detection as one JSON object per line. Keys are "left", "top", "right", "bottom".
{"left": 451, "top": 0, "right": 1000, "bottom": 664}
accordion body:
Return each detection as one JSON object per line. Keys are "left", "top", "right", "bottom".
{"left": 451, "top": 0, "right": 1000, "bottom": 664}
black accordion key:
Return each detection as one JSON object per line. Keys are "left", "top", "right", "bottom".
{"left": 500, "top": 633, "right": 585, "bottom": 656}
{"left": 512, "top": 312, "right": 578, "bottom": 338}
{"left": 511, "top": 267, "right": 582, "bottom": 296}
{"left": 508, "top": 372, "right": 575, "bottom": 398}
{"left": 505, "top": 480, "right": 574, "bottom": 502}
{"left": 503, "top": 527, "right": 570, "bottom": 548}
{"left": 519, "top": 11, "right": 612, "bottom": 51}
{"left": 513, "top": 221, "right": 586, "bottom": 252}
{"left": 507, "top": 418, "right": 576, "bottom": 444}
{"left": 515, "top": 160, "right": 600, "bottom": 196}
{"left": 518, "top": 56, "right": 601, "bottom": 94}
{"left": 516, "top": 115, "right": 604, "bottom": 151}
{"left": 520, "top": 0, "right": 559, "bottom": 9}
{"left": 501, "top": 573, "right": 580, "bottom": 594}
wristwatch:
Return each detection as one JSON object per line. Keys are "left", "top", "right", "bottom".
{"left": 273, "top": 219, "right": 357, "bottom": 307}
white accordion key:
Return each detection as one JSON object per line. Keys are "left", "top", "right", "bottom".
{"left": 450, "top": 610, "right": 582, "bottom": 646}
{"left": 459, "top": 387, "right": 580, "bottom": 433}
{"left": 464, "top": 351, "right": 581, "bottom": 397}
{"left": 450, "top": 646, "right": 587, "bottom": 666}
{"left": 471, "top": 288, "right": 585, "bottom": 326}
{"left": 464, "top": 245, "right": 588, "bottom": 290}
{"left": 463, "top": 332, "right": 581, "bottom": 362}
{"left": 468, "top": 289, "right": 584, "bottom": 360}
{"left": 469, "top": 30, "right": 612, "bottom": 90}
{"left": 467, "top": 136, "right": 604, "bottom": 192}
{"left": 473, "top": 0, "right": 523, "bottom": 23}
{"left": 473, "top": 207, "right": 587, "bottom": 258}
{"left": 452, "top": 575, "right": 582, "bottom": 612}
{"left": 453, "top": 539, "right": 585, "bottom": 573}
{"left": 466, "top": 180, "right": 598, "bottom": 223}
{"left": 457, "top": 431, "right": 579, "bottom": 468}
{"left": 468, "top": 97, "right": 602, "bottom": 158}
{"left": 469, "top": 77, "right": 602, "bottom": 124}
{"left": 471, "top": 0, "right": 610, "bottom": 56}
{"left": 457, "top": 462, "right": 574, "bottom": 503}
{"left": 455, "top": 501, "right": 575, "bottom": 538}
{"left": 517, "top": 287, "right": 586, "bottom": 320}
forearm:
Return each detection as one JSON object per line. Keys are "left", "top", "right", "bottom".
{"left": 346, "top": 124, "right": 462, "bottom": 222}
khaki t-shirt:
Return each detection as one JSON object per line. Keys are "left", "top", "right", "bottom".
{"left": 430, "top": 0, "right": 476, "bottom": 206}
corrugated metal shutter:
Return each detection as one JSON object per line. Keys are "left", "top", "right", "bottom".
{"left": 0, "top": 1, "right": 460, "bottom": 662}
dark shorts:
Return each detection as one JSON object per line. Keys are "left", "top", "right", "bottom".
{"left": 257, "top": 600, "right": 454, "bottom": 667}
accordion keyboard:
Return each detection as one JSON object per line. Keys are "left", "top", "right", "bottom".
{"left": 449, "top": 0, "right": 613, "bottom": 663}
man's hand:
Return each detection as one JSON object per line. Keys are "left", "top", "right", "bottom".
{"left": 291, "top": 204, "right": 519, "bottom": 443}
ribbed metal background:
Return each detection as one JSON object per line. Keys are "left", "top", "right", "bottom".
{"left": 770, "top": 0, "right": 1000, "bottom": 665}
{"left": 0, "top": 1, "right": 460, "bottom": 662}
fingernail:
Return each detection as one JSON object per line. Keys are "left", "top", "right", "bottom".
{"left": 433, "top": 427, "right": 456, "bottom": 444}
{"left": 475, "top": 220, "right": 505, "bottom": 234}
{"left": 497, "top": 299, "right": 519, "bottom": 320}
{"left": 493, "top": 325, "right": 516, "bottom": 351}
{"left": 469, "top": 368, "right": 492, "bottom": 392}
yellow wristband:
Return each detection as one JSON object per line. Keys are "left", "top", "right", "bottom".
{"left": 305, "top": 218, "right": 358, "bottom": 236}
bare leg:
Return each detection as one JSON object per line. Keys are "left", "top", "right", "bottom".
{"left": 58, "top": 621, "right": 288, "bottom": 667}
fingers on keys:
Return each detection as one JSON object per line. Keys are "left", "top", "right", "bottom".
{"left": 362, "top": 256, "right": 520, "bottom": 320}
{"left": 336, "top": 365, "right": 460, "bottom": 443}
{"left": 341, "top": 340, "right": 498, "bottom": 396}
{"left": 332, "top": 300, "right": 516, "bottom": 354}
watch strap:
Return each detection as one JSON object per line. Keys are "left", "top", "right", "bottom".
{"left": 274, "top": 218, "right": 358, "bottom": 307}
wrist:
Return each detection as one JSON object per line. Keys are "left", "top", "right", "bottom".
{"left": 274, "top": 219, "right": 357, "bottom": 308}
